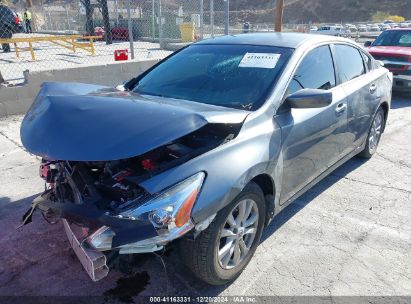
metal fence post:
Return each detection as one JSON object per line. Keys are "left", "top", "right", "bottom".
{"left": 210, "top": 0, "right": 214, "bottom": 37}
{"left": 158, "top": 0, "right": 163, "bottom": 47}
{"left": 224, "top": 0, "right": 229, "bottom": 35}
{"left": 152, "top": 0, "right": 155, "bottom": 40}
{"left": 114, "top": 0, "right": 119, "bottom": 25}
{"left": 127, "top": 0, "right": 135, "bottom": 59}
{"left": 200, "top": 0, "right": 204, "bottom": 39}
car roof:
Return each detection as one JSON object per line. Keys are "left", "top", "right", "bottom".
{"left": 196, "top": 32, "right": 348, "bottom": 49}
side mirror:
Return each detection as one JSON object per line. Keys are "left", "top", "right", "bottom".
{"left": 364, "top": 41, "right": 372, "bottom": 47}
{"left": 286, "top": 89, "right": 333, "bottom": 109}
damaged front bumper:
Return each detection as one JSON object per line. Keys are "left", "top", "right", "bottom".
{"left": 22, "top": 170, "right": 208, "bottom": 281}
{"left": 25, "top": 193, "right": 193, "bottom": 281}
{"left": 63, "top": 219, "right": 109, "bottom": 281}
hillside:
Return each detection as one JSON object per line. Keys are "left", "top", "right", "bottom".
{"left": 228, "top": 0, "right": 411, "bottom": 23}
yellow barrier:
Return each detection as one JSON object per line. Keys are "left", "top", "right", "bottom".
{"left": 0, "top": 35, "right": 102, "bottom": 60}
{"left": 179, "top": 23, "right": 195, "bottom": 43}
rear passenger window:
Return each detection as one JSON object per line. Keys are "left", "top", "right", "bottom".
{"left": 335, "top": 45, "right": 366, "bottom": 82}
{"left": 287, "top": 45, "right": 336, "bottom": 95}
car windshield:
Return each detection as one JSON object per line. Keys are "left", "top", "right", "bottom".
{"left": 372, "top": 30, "right": 411, "bottom": 47}
{"left": 132, "top": 44, "right": 293, "bottom": 110}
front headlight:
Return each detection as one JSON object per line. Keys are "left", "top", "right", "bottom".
{"left": 123, "top": 171, "right": 205, "bottom": 228}
{"left": 87, "top": 172, "right": 205, "bottom": 251}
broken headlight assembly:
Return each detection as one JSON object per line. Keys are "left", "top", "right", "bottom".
{"left": 87, "top": 172, "right": 206, "bottom": 251}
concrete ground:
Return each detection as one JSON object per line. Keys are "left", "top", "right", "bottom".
{"left": 0, "top": 93, "right": 410, "bottom": 302}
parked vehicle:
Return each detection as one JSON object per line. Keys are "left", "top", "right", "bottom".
{"left": 358, "top": 25, "right": 368, "bottom": 32}
{"left": 381, "top": 24, "right": 392, "bottom": 31}
{"left": 349, "top": 25, "right": 358, "bottom": 32}
{"left": 313, "top": 25, "right": 350, "bottom": 37}
{"left": 370, "top": 25, "right": 381, "bottom": 32}
{"left": 20, "top": 33, "right": 392, "bottom": 285}
{"left": 0, "top": 4, "right": 23, "bottom": 52}
{"left": 366, "top": 28, "right": 411, "bottom": 91}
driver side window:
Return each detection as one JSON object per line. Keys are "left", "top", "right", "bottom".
{"left": 287, "top": 45, "right": 336, "bottom": 96}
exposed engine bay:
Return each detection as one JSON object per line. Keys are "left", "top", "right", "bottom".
{"left": 33, "top": 123, "right": 240, "bottom": 218}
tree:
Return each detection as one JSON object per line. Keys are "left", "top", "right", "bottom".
{"left": 80, "top": 0, "right": 95, "bottom": 36}
{"left": 389, "top": 15, "right": 405, "bottom": 23}
{"left": 372, "top": 11, "right": 390, "bottom": 22}
{"left": 372, "top": 11, "right": 405, "bottom": 23}
{"left": 98, "top": 0, "right": 112, "bottom": 44}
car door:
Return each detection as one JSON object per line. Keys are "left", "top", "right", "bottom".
{"left": 333, "top": 44, "right": 384, "bottom": 149}
{"left": 275, "top": 44, "right": 350, "bottom": 204}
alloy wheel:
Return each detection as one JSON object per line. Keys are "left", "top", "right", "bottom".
{"left": 369, "top": 110, "right": 383, "bottom": 153}
{"left": 217, "top": 199, "right": 259, "bottom": 270}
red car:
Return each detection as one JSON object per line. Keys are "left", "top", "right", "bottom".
{"left": 366, "top": 28, "right": 411, "bottom": 91}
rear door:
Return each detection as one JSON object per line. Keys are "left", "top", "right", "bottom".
{"left": 333, "top": 44, "right": 384, "bottom": 149}
{"left": 276, "top": 45, "right": 350, "bottom": 204}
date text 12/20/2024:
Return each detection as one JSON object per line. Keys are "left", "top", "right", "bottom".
{"left": 149, "top": 296, "right": 257, "bottom": 303}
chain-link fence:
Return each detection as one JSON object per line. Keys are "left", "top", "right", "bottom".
{"left": 0, "top": 0, "right": 262, "bottom": 84}
{"left": 0, "top": 0, "right": 382, "bottom": 84}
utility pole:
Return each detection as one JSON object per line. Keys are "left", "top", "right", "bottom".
{"left": 275, "top": 0, "right": 284, "bottom": 32}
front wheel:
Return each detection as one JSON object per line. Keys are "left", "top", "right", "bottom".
{"left": 358, "top": 107, "right": 385, "bottom": 158}
{"left": 180, "top": 182, "right": 265, "bottom": 285}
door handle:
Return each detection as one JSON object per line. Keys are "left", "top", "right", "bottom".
{"left": 335, "top": 103, "right": 347, "bottom": 114}
{"left": 370, "top": 84, "right": 377, "bottom": 94}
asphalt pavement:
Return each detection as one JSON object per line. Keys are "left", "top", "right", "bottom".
{"left": 0, "top": 93, "right": 410, "bottom": 302}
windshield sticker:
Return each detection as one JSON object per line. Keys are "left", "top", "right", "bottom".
{"left": 239, "top": 53, "right": 281, "bottom": 69}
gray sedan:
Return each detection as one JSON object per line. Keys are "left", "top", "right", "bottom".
{"left": 20, "top": 33, "right": 392, "bottom": 285}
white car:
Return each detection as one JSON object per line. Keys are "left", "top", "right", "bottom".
{"left": 400, "top": 22, "right": 411, "bottom": 28}
{"left": 381, "top": 24, "right": 391, "bottom": 31}
{"left": 314, "top": 25, "right": 350, "bottom": 37}
{"left": 370, "top": 25, "right": 381, "bottom": 32}
{"left": 358, "top": 25, "right": 368, "bottom": 32}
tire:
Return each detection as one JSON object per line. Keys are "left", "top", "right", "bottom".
{"left": 180, "top": 182, "right": 265, "bottom": 285}
{"left": 358, "top": 107, "right": 385, "bottom": 159}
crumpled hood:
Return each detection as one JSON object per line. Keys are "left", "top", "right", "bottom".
{"left": 21, "top": 82, "right": 249, "bottom": 161}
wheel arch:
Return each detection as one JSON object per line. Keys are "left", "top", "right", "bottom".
{"left": 249, "top": 173, "right": 276, "bottom": 225}
{"left": 380, "top": 101, "right": 389, "bottom": 132}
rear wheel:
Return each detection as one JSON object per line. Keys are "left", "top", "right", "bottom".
{"left": 358, "top": 107, "right": 385, "bottom": 158}
{"left": 180, "top": 182, "right": 265, "bottom": 285}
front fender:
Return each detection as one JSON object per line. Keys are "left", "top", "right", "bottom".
{"left": 140, "top": 114, "right": 282, "bottom": 223}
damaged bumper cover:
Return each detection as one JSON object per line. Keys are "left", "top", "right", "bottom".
{"left": 23, "top": 171, "right": 206, "bottom": 281}
{"left": 63, "top": 219, "right": 109, "bottom": 281}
